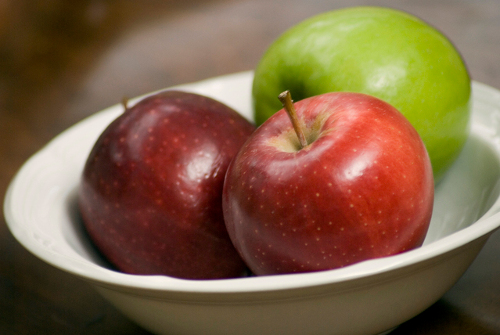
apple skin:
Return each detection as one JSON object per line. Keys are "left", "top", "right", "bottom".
{"left": 223, "top": 92, "right": 434, "bottom": 275}
{"left": 78, "top": 90, "right": 255, "bottom": 279}
{"left": 252, "top": 6, "right": 471, "bottom": 182}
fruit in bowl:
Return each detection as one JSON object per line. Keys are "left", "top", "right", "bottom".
{"left": 223, "top": 90, "right": 434, "bottom": 275}
{"left": 78, "top": 90, "right": 255, "bottom": 279}
{"left": 252, "top": 6, "right": 471, "bottom": 182}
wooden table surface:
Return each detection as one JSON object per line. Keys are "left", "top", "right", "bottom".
{"left": 1, "top": 0, "right": 500, "bottom": 334}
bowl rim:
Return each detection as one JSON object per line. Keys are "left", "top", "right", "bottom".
{"left": 4, "top": 72, "right": 500, "bottom": 295}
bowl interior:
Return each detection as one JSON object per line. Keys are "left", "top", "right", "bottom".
{"left": 424, "top": 133, "right": 500, "bottom": 244}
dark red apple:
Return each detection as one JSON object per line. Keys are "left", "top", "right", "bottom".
{"left": 78, "top": 90, "right": 255, "bottom": 279}
{"left": 222, "top": 91, "right": 434, "bottom": 276}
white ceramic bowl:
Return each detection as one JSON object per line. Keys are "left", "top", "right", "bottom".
{"left": 5, "top": 71, "right": 500, "bottom": 335}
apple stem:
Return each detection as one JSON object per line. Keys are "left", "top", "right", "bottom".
{"left": 278, "top": 90, "right": 308, "bottom": 148}
{"left": 122, "top": 96, "right": 129, "bottom": 111}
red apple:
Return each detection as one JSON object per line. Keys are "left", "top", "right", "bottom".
{"left": 78, "top": 90, "right": 255, "bottom": 279}
{"left": 222, "top": 91, "right": 434, "bottom": 276}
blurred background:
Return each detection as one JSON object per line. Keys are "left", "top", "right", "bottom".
{"left": 1, "top": 0, "right": 499, "bottom": 334}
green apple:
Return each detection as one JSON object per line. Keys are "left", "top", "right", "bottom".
{"left": 252, "top": 6, "right": 471, "bottom": 182}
